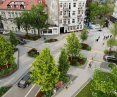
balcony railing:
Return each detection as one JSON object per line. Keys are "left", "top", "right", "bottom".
{"left": 78, "top": 7, "right": 82, "bottom": 9}
{"left": 77, "top": 15, "right": 82, "bottom": 17}
{"left": 63, "top": 24, "right": 68, "bottom": 26}
{"left": 63, "top": 7, "right": 71, "bottom": 10}
{"left": 63, "top": 15, "right": 71, "bottom": 18}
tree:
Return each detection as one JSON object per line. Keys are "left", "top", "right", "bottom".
{"left": 21, "top": 11, "right": 31, "bottom": 35}
{"left": 14, "top": 17, "right": 22, "bottom": 31}
{"left": 110, "top": 66, "right": 117, "bottom": 83}
{"left": 99, "top": 18, "right": 104, "bottom": 30}
{"left": 58, "top": 48, "right": 70, "bottom": 76}
{"left": 30, "top": 47, "right": 60, "bottom": 92}
{"left": 107, "top": 38, "right": 117, "bottom": 52}
{"left": 30, "top": 4, "right": 49, "bottom": 36}
{"left": 79, "top": 28, "right": 88, "bottom": 42}
{"left": 64, "top": 32, "right": 82, "bottom": 61}
{"left": 0, "top": 35, "right": 15, "bottom": 68}
{"left": 90, "top": 68, "right": 117, "bottom": 97}
{"left": 9, "top": 30, "right": 18, "bottom": 48}
{"left": 86, "top": 2, "right": 99, "bottom": 22}
{"left": 110, "top": 22, "right": 117, "bottom": 39}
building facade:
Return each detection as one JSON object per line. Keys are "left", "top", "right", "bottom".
{"left": 0, "top": 0, "right": 86, "bottom": 35}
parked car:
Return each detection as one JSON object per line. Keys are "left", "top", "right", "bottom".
{"left": 88, "top": 22, "right": 102, "bottom": 29}
{"left": 103, "top": 55, "right": 117, "bottom": 62}
{"left": 18, "top": 38, "right": 26, "bottom": 44}
{"left": 0, "top": 30, "right": 3, "bottom": 34}
{"left": 17, "top": 72, "right": 32, "bottom": 88}
{"left": 3, "top": 31, "right": 9, "bottom": 35}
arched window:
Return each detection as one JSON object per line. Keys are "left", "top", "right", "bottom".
{"left": 7, "top": 4, "right": 11, "bottom": 8}
{"left": 20, "top": 4, "right": 24, "bottom": 9}
{"left": 14, "top": 5, "right": 17, "bottom": 9}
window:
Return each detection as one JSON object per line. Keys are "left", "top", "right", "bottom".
{"left": 83, "top": 3, "right": 84, "bottom": 6}
{"left": 72, "top": 19, "right": 75, "bottom": 23}
{"left": 77, "top": 25, "right": 79, "bottom": 29}
{"left": 80, "top": 25, "right": 82, "bottom": 29}
{"left": 48, "top": 29, "right": 52, "bottom": 33}
{"left": 78, "top": 10, "right": 80, "bottom": 14}
{"left": 68, "top": 19, "right": 70, "bottom": 24}
{"left": 60, "top": 11, "right": 62, "bottom": 15}
{"left": 73, "top": 3, "right": 76, "bottom": 7}
{"left": 2, "top": 12, "right": 6, "bottom": 18}
{"left": 31, "top": 30, "right": 33, "bottom": 33}
{"left": 15, "top": 13, "right": 18, "bottom": 17}
{"left": 64, "top": 3, "right": 67, "bottom": 8}
{"left": 19, "top": 13, "right": 21, "bottom": 17}
{"left": 82, "top": 10, "right": 84, "bottom": 14}
{"left": 64, "top": 11, "right": 66, "bottom": 15}
{"left": 60, "top": 3, "right": 62, "bottom": 7}
{"left": 43, "top": 30, "right": 47, "bottom": 33}
{"left": 79, "top": 3, "right": 81, "bottom": 7}
{"left": 73, "top": 26, "right": 75, "bottom": 29}
{"left": 81, "top": 18, "right": 83, "bottom": 22}
{"left": 22, "top": 28, "right": 23, "bottom": 30}
{"left": 68, "top": 26, "right": 69, "bottom": 30}
{"left": 10, "top": 21, "right": 13, "bottom": 24}
{"left": 9, "top": 13, "right": 11, "bottom": 18}
{"left": 78, "top": 18, "right": 80, "bottom": 22}
{"left": 12, "top": 27, "right": 14, "bottom": 31}
{"left": 12, "top": 13, "right": 14, "bottom": 18}
{"left": 72, "top": 11, "right": 75, "bottom": 15}
{"left": 70, "top": 26, "right": 72, "bottom": 30}
{"left": 64, "top": 19, "right": 66, "bottom": 24}
{"left": 60, "top": 20, "right": 62, "bottom": 24}
{"left": 7, "top": 26, "right": 9, "bottom": 29}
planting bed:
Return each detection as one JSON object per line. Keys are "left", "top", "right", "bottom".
{"left": 104, "top": 50, "right": 117, "bottom": 56}
{"left": 20, "top": 34, "right": 41, "bottom": 41}
{"left": 12, "top": 48, "right": 18, "bottom": 52}
{"left": 45, "top": 39, "right": 58, "bottom": 43}
{"left": 80, "top": 43, "right": 91, "bottom": 51}
{"left": 27, "top": 48, "right": 39, "bottom": 58}
{"left": 0, "top": 62, "right": 17, "bottom": 77}
{"left": 68, "top": 57, "right": 87, "bottom": 66}
{"left": 36, "top": 91, "right": 46, "bottom": 97}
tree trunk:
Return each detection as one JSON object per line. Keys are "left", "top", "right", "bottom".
{"left": 38, "top": 29, "right": 40, "bottom": 36}
{"left": 6, "top": 61, "right": 8, "bottom": 69}
{"left": 26, "top": 28, "right": 28, "bottom": 35}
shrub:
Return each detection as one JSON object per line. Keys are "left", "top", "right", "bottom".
{"left": 104, "top": 50, "right": 108, "bottom": 54}
{"left": 45, "top": 39, "right": 49, "bottom": 43}
{"left": 0, "top": 87, "right": 7, "bottom": 95}
{"left": 108, "top": 63, "right": 115, "bottom": 69}
{"left": 8, "top": 68, "right": 13, "bottom": 72}
{"left": 110, "top": 53, "right": 116, "bottom": 56}
{"left": 1, "top": 69, "right": 9, "bottom": 75}
{"left": 10, "top": 62, "right": 17, "bottom": 69}
{"left": 42, "top": 95, "right": 46, "bottom": 97}
{"left": 52, "top": 40, "right": 55, "bottom": 42}
{"left": 45, "top": 90, "right": 53, "bottom": 97}
{"left": 73, "top": 59, "right": 77, "bottom": 63}
{"left": 63, "top": 76, "right": 70, "bottom": 83}
{"left": 74, "top": 62, "right": 81, "bottom": 66}
{"left": 86, "top": 46, "right": 91, "bottom": 50}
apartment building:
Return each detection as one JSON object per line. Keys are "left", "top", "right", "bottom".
{"left": 0, "top": 0, "right": 59, "bottom": 35}
{"left": 58, "top": 0, "right": 86, "bottom": 33}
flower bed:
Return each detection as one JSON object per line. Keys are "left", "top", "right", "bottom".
{"left": 68, "top": 57, "right": 87, "bottom": 66}
{"left": 108, "top": 63, "right": 116, "bottom": 69}
{"left": 45, "top": 39, "right": 58, "bottom": 43}
{"left": 36, "top": 91, "right": 46, "bottom": 97}
{"left": 20, "top": 34, "right": 41, "bottom": 41}
{"left": 0, "top": 62, "right": 17, "bottom": 77}
{"left": 80, "top": 43, "right": 91, "bottom": 51}
{"left": 104, "top": 50, "right": 117, "bottom": 57}
{"left": 27, "top": 48, "right": 39, "bottom": 58}
{"left": 0, "top": 86, "right": 12, "bottom": 97}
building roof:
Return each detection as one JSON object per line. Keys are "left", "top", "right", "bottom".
{"left": 0, "top": 0, "right": 46, "bottom": 10}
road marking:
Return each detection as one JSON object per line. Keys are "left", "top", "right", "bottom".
{"left": 91, "top": 50, "right": 104, "bottom": 53}
{"left": 36, "top": 40, "right": 44, "bottom": 42}
{"left": 24, "top": 46, "right": 33, "bottom": 49}
{"left": 87, "top": 59, "right": 102, "bottom": 63}
{"left": 58, "top": 37, "right": 62, "bottom": 40}
{"left": 25, "top": 84, "right": 36, "bottom": 97}
{"left": 35, "top": 86, "right": 42, "bottom": 97}
{"left": 55, "top": 52, "right": 60, "bottom": 59}
{"left": 29, "top": 64, "right": 32, "bottom": 67}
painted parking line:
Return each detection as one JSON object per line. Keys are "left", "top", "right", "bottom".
{"left": 36, "top": 40, "right": 44, "bottom": 42}
{"left": 24, "top": 46, "right": 33, "bottom": 49}
{"left": 29, "top": 64, "right": 32, "bottom": 67}
{"left": 58, "top": 37, "right": 62, "bottom": 40}
{"left": 87, "top": 59, "right": 102, "bottom": 63}
{"left": 91, "top": 50, "right": 104, "bottom": 53}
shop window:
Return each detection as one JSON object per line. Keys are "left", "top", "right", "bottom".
{"left": 43, "top": 30, "right": 47, "bottom": 33}
{"left": 48, "top": 29, "right": 52, "bottom": 33}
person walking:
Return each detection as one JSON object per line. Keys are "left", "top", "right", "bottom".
{"left": 66, "top": 85, "right": 68, "bottom": 90}
{"left": 88, "top": 62, "right": 92, "bottom": 68}
{"left": 108, "top": 35, "right": 109, "bottom": 38}
{"left": 44, "top": 36, "right": 46, "bottom": 40}
{"left": 102, "top": 42, "right": 104, "bottom": 47}
{"left": 92, "top": 55, "right": 93, "bottom": 60}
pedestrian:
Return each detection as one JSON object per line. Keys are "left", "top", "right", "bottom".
{"left": 92, "top": 55, "right": 93, "bottom": 60}
{"left": 98, "top": 36, "right": 100, "bottom": 39}
{"left": 95, "top": 39, "right": 98, "bottom": 42}
{"left": 108, "top": 35, "right": 109, "bottom": 38}
{"left": 70, "top": 80, "right": 73, "bottom": 85}
{"left": 44, "top": 36, "right": 46, "bottom": 40}
{"left": 66, "top": 85, "right": 68, "bottom": 90}
{"left": 110, "top": 35, "right": 112, "bottom": 38}
{"left": 102, "top": 42, "right": 104, "bottom": 47}
{"left": 88, "top": 62, "right": 92, "bottom": 68}
{"left": 106, "top": 36, "right": 108, "bottom": 39}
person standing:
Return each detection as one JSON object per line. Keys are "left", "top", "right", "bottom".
{"left": 108, "top": 35, "right": 109, "bottom": 38}
{"left": 66, "top": 85, "right": 68, "bottom": 90}
{"left": 102, "top": 42, "right": 104, "bottom": 47}
{"left": 88, "top": 62, "right": 92, "bottom": 68}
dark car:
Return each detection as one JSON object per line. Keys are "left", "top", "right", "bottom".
{"left": 0, "top": 30, "right": 3, "bottom": 34}
{"left": 17, "top": 72, "right": 32, "bottom": 88}
{"left": 18, "top": 38, "right": 26, "bottom": 44}
{"left": 103, "top": 55, "right": 117, "bottom": 62}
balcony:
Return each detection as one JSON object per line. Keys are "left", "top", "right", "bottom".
{"left": 77, "top": 15, "right": 82, "bottom": 17}
{"left": 63, "top": 24, "right": 68, "bottom": 26}
{"left": 63, "top": 15, "right": 71, "bottom": 18}
{"left": 78, "top": 7, "right": 82, "bottom": 9}
{"left": 63, "top": 7, "right": 71, "bottom": 10}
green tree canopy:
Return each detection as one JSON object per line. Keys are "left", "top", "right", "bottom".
{"left": 9, "top": 30, "right": 18, "bottom": 47}
{"left": 110, "top": 22, "right": 117, "bottom": 39}
{"left": 0, "top": 35, "right": 15, "bottom": 68}
{"left": 14, "top": 17, "right": 22, "bottom": 31}
{"left": 79, "top": 28, "right": 88, "bottom": 42}
{"left": 58, "top": 48, "right": 70, "bottom": 76}
{"left": 30, "top": 47, "right": 60, "bottom": 92}
{"left": 30, "top": 4, "right": 49, "bottom": 36}
{"left": 99, "top": 18, "right": 104, "bottom": 30}
{"left": 107, "top": 38, "right": 117, "bottom": 51}
{"left": 64, "top": 32, "right": 82, "bottom": 60}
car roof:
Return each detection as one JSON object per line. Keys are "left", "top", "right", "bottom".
{"left": 22, "top": 76, "right": 30, "bottom": 81}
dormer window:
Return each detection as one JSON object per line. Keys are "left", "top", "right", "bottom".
{"left": 20, "top": 4, "right": 24, "bottom": 9}
{"left": 14, "top": 5, "right": 17, "bottom": 9}
{"left": 7, "top": 4, "right": 11, "bottom": 9}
